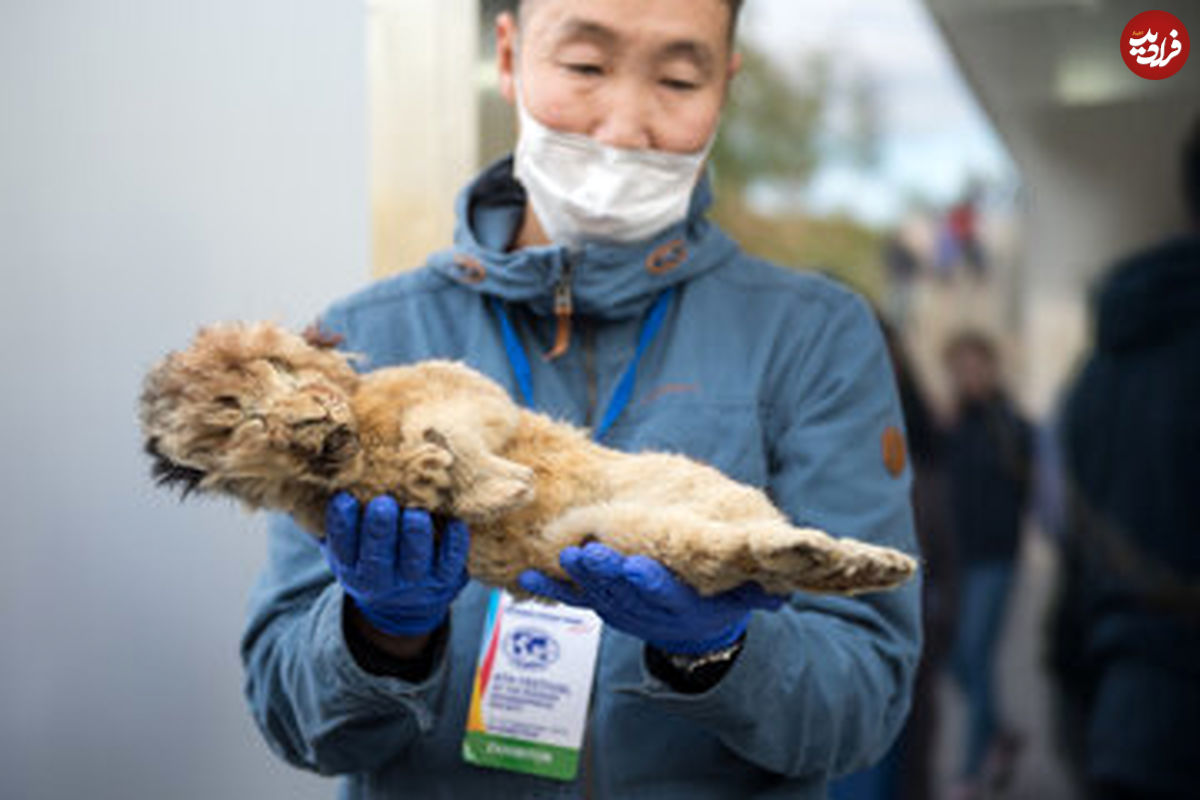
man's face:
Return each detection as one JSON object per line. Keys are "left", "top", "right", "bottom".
{"left": 496, "top": 0, "right": 739, "bottom": 154}
{"left": 947, "top": 347, "right": 998, "bottom": 404}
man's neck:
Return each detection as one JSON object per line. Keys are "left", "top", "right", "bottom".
{"left": 511, "top": 202, "right": 551, "bottom": 252}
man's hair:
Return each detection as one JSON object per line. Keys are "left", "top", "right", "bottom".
{"left": 510, "top": 0, "right": 745, "bottom": 38}
{"left": 1185, "top": 114, "right": 1200, "bottom": 224}
{"left": 943, "top": 329, "right": 999, "bottom": 366}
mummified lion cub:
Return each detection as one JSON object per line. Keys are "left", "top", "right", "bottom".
{"left": 140, "top": 321, "right": 917, "bottom": 597}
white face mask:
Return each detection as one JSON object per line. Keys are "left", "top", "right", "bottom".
{"left": 512, "top": 82, "right": 715, "bottom": 250}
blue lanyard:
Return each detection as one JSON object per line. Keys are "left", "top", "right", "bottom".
{"left": 489, "top": 288, "right": 675, "bottom": 441}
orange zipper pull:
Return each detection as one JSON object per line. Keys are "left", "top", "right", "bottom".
{"left": 543, "top": 276, "right": 573, "bottom": 360}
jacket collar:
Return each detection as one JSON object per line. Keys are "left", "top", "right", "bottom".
{"left": 428, "top": 156, "right": 737, "bottom": 320}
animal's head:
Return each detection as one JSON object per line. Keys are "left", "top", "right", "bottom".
{"left": 140, "top": 322, "right": 364, "bottom": 505}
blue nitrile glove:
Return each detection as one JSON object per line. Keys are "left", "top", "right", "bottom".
{"left": 518, "top": 542, "right": 785, "bottom": 655}
{"left": 321, "top": 492, "right": 470, "bottom": 637}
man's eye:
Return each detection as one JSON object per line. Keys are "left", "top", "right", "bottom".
{"left": 661, "top": 78, "right": 700, "bottom": 92}
{"left": 564, "top": 63, "right": 604, "bottom": 77}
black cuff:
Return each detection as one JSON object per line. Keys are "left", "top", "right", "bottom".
{"left": 644, "top": 637, "right": 745, "bottom": 695}
{"left": 343, "top": 604, "right": 449, "bottom": 682}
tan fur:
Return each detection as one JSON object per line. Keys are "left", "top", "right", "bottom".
{"left": 140, "top": 322, "right": 917, "bottom": 597}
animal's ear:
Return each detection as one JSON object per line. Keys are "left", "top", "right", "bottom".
{"left": 302, "top": 319, "right": 345, "bottom": 350}
{"left": 144, "top": 437, "right": 207, "bottom": 498}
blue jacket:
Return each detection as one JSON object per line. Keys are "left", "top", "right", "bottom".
{"left": 241, "top": 158, "right": 922, "bottom": 799}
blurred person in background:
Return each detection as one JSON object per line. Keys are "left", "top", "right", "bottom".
{"left": 883, "top": 233, "right": 921, "bottom": 331}
{"left": 933, "top": 220, "right": 960, "bottom": 283}
{"left": 942, "top": 331, "right": 1032, "bottom": 800}
{"left": 239, "top": 1, "right": 922, "bottom": 797}
{"left": 1047, "top": 115, "right": 1200, "bottom": 800}
{"left": 833, "top": 319, "right": 957, "bottom": 800}
{"left": 933, "top": 184, "right": 987, "bottom": 284}
{"left": 885, "top": 321, "right": 958, "bottom": 800}
{"left": 947, "top": 183, "right": 987, "bottom": 281}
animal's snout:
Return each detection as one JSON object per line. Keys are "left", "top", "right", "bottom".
{"left": 322, "top": 424, "right": 357, "bottom": 459}
{"left": 307, "top": 423, "right": 360, "bottom": 478}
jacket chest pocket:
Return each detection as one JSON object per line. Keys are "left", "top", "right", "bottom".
{"left": 606, "top": 396, "right": 769, "bottom": 488}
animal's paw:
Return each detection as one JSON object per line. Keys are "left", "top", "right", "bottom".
{"left": 755, "top": 527, "right": 916, "bottom": 595}
{"left": 454, "top": 459, "right": 535, "bottom": 521}
{"left": 758, "top": 529, "right": 838, "bottom": 576}
{"left": 829, "top": 540, "right": 917, "bottom": 593}
{"left": 399, "top": 442, "right": 455, "bottom": 510}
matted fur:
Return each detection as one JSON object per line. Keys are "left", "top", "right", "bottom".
{"left": 140, "top": 322, "right": 917, "bottom": 597}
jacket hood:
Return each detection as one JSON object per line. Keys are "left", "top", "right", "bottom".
{"left": 1094, "top": 234, "right": 1200, "bottom": 352}
{"left": 427, "top": 156, "right": 739, "bottom": 320}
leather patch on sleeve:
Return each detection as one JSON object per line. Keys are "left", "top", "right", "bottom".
{"left": 882, "top": 426, "right": 907, "bottom": 477}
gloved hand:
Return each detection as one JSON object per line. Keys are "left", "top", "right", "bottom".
{"left": 518, "top": 542, "right": 785, "bottom": 655}
{"left": 321, "top": 492, "right": 470, "bottom": 637}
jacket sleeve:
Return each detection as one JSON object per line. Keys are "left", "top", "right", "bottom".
{"left": 239, "top": 511, "right": 454, "bottom": 775}
{"left": 628, "top": 291, "right": 923, "bottom": 779}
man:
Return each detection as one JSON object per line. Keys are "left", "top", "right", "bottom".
{"left": 241, "top": 1, "right": 921, "bottom": 796}
{"left": 941, "top": 331, "right": 1031, "bottom": 800}
{"left": 1049, "top": 116, "right": 1200, "bottom": 800}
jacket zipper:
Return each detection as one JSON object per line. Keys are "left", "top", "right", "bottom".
{"left": 543, "top": 258, "right": 574, "bottom": 360}
{"left": 582, "top": 319, "right": 597, "bottom": 429}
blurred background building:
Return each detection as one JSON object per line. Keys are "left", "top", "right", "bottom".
{"left": 2, "top": 1, "right": 1197, "bottom": 798}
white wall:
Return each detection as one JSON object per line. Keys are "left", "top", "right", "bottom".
{"left": 0, "top": 3, "right": 368, "bottom": 798}
{"left": 369, "top": 0, "right": 479, "bottom": 277}
{"left": 924, "top": 0, "right": 1200, "bottom": 413}
{"left": 1007, "top": 95, "right": 1200, "bottom": 413}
